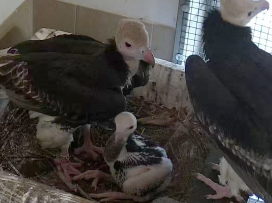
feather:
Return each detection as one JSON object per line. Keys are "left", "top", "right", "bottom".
{"left": 185, "top": 54, "right": 272, "bottom": 201}
{"left": 29, "top": 112, "right": 73, "bottom": 149}
{"left": 218, "top": 157, "right": 251, "bottom": 199}
{"left": 0, "top": 47, "right": 128, "bottom": 125}
{"left": 104, "top": 132, "right": 172, "bottom": 201}
{"left": 7, "top": 34, "right": 151, "bottom": 97}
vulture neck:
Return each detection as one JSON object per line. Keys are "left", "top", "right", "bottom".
{"left": 109, "top": 38, "right": 139, "bottom": 78}
{"left": 104, "top": 132, "right": 127, "bottom": 163}
{"left": 220, "top": 10, "right": 246, "bottom": 27}
{"left": 203, "top": 10, "right": 252, "bottom": 58}
{"left": 123, "top": 56, "right": 140, "bottom": 78}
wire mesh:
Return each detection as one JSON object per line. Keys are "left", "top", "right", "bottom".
{"left": 173, "top": 0, "right": 272, "bottom": 66}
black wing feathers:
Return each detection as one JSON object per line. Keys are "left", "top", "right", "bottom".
{"left": 0, "top": 44, "right": 128, "bottom": 123}
{"left": 8, "top": 34, "right": 105, "bottom": 55}
{"left": 185, "top": 55, "right": 272, "bottom": 201}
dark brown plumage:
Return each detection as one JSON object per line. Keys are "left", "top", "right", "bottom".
{"left": 0, "top": 19, "right": 155, "bottom": 186}
{"left": 185, "top": 1, "right": 272, "bottom": 202}
{"left": 0, "top": 40, "right": 128, "bottom": 125}
{"left": 8, "top": 34, "right": 152, "bottom": 97}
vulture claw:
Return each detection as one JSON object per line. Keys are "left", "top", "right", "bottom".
{"left": 73, "top": 169, "right": 111, "bottom": 191}
{"left": 54, "top": 159, "right": 83, "bottom": 182}
{"left": 74, "top": 124, "right": 104, "bottom": 160}
{"left": 196, "top": 173, "right": 232, "bottom": 200}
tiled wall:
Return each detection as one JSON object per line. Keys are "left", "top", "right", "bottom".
{"left": 0, "top": 0, "right": 33, "bottom": 49}
{"left": 32, "top": 0, "right": 176, "bottom": 62}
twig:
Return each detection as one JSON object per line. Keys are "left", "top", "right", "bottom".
{"left": 5, "top": 156, "right": 46, "bottom": 159}
{"left": 76, "top": 184, "right": 93, "bottom": 200}
{"left": 56, "top": 165, "right": 77, "bottom": 192}
{"left": 42, "top": 149, "right": 56, "bottom": 157}
{"left": 168, "top": 142, "right": 181, "bottom": 167}
{"left": 164, "top": 124, "right": 183, "bottom": 149}
{"left": 97, "top": 164, "right": 109, "bottom": 170}
{"left": 136, "top": 102, "right": 144, "bottom": 115}
{"left": 8, "top": 161, "right": 23, "bottom": 177}
{"left": 71, "top": 155, "right": 87, "bottom": 164}
{"left": 141, "top": 128, "right": 145, "bottom": 134}
{"left": 25, "top": 150, "right": 52, "bottom": 159}
{"left": 34, "top": 172, "right": 48, "bottom": 184}
{"left": 0, "top": 132, "right": 15, "bottom": 151}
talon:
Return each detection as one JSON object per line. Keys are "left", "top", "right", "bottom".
{"left": 206, "top": 195, "right": 211, "bottom": 199}
{"left": 92, "top": 178, "right": 99, "bottom": 190}
{"left": 54, "top": 158, "right": 82, "bottom": 183}
{"left": 74, "top": 125, "right": 104, "bottom": 160}
{"left": 196, "top": 173, "right": 232, "bottom": 200}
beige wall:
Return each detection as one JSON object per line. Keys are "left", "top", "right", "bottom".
{"left": 0, "top": 0, "right": 26, "bottom": 25}
{"left": 33, "top": 0, "right": 177, "bottom": 61}
{"left": 0, "top": 0, "right": 33, "bottom": 49}
{"left": 59, "top": 0, "right": 179, "bottom": 28}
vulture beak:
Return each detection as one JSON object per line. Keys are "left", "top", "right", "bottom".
{"left": 261, "top": 1, "right": 269, "bottom": 10}
{"left": 141, "top": 48, "right": 155, "bottom": 68}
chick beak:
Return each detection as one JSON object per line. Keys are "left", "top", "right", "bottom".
{"left": 142, "top": 48, "right": 155, "bottom": 68}
{"left": 115, "top": 133, "right": 122, "bottom": 144}
{"left": 261, "top": 1, "right": 269, "bottom": 11}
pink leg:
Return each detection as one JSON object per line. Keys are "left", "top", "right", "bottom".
{"left": 74, "top": 124, "right": 104, "bottom": 160}
{"left": 73, "top": 170, "right": 112, "bottom": 190}
{"left": 211, "top": 163, "right": 220, "bottom": 171}
{"left": 89, "top": 192, "right": 133, "bottom": 202}
{"left": 196, "top": 173, "right": 232, "bottom": 199}
{"left": 54, "top": 144, "right": 83, "bottom": 187}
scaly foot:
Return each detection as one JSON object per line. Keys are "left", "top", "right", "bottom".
{"left": 73, "top": 170, "right": 111, "bottom": 191}
{"left": 196, "top": 173, "right": 232, "bottom": 199}
{"left": 74, "top": 124, "right": 104, "bottom": 160}
{"left": 74, "top": 143, "right": 104, "bottom": 160}
{"left": 54, "top": 158, "right": 83, "bottom": 182}
{"left": 211, "top": 163, "right": 220, "bottom": 171}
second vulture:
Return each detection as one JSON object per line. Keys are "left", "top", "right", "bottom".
{"left": 185, "top": 0, "right": 272, "bottom": 202}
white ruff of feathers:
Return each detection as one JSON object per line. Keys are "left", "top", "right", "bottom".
{"left": 219, "top": 157, "right": 251, "bottom": 199}
{"left": 29, "top": 111, "right": 73, "bottom": 149}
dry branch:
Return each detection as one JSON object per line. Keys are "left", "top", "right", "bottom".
{"left": 0, "top": 169, "right": 98, "bottom": 203}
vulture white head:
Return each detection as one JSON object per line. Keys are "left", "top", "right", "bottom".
{"left": 115, "top": 19, "right": 155, "bottom": 69}
{"left": 220, "top": 0, "right": 269, "bottom": 26}
{"left": 114, "top": 111, "right": 137, "bottom": 144}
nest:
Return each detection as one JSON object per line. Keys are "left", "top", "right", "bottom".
{"left": 0, "top": 96, "right": 211, "bottom": 202}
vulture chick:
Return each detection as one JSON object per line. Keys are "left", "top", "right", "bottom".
{"left": 73, "top": 112, "right": 173, "bottom": 202}
{"left": 185, "top": 0, "right": 272, "bottom": 201}
{"left": 0, "top": 19, "right": 155, "bottom": 184}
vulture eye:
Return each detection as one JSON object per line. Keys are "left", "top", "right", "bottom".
{"left": 128, "top": 126, "right": 134, "bottom": 129}
{"left": 248, "top": 11, "right": 253, "bottom": 16}
{"left": 125, "top": 42, "right": 132, "bottom": 48}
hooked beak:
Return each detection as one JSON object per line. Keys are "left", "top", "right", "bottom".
{"left": 261, "top": 1, "right": 269, "bottom": 11}
{"left": 141, "top": 48, "right": 155, "bottom": 68}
